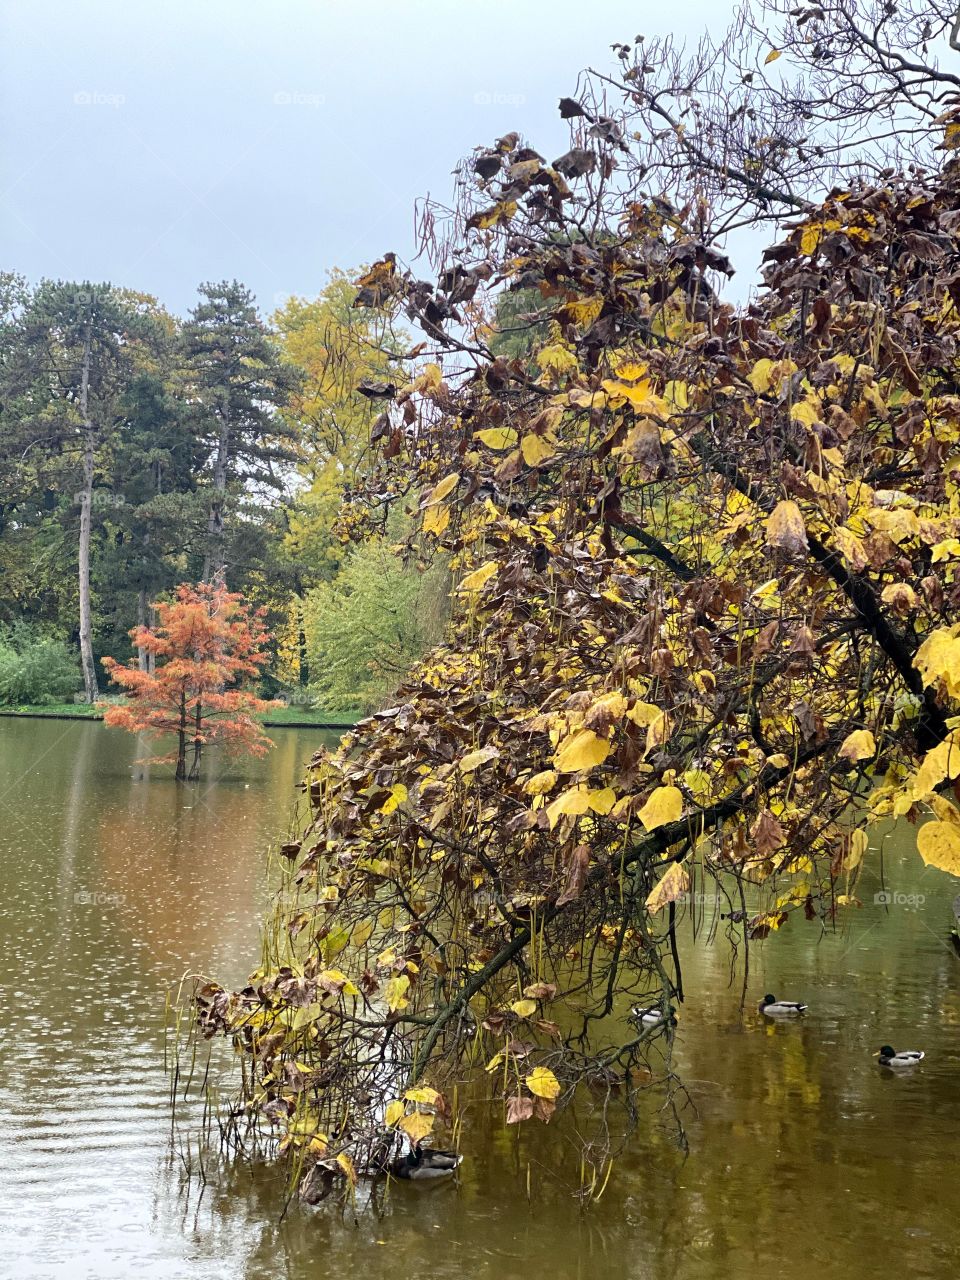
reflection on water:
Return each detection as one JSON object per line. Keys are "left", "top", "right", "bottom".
{"left": 1, "top": 719, "right": 959, "bottom": 1279}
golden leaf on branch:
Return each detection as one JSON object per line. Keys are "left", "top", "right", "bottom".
{"left": 404, "top": 1086, "right": 441, "bottom": 1106}
{"left": 525, "top": 1066, "right": 561, "bottom": 1100}
{"left": 474, "top": 427, "right": 518, "bottom": 450}
{"left": 511, "top": 998, "right": 538, "bottom": 1018}
{"left": 553, "top": 728, "right": 610, "bottom": 773}
{"left": 645, "top": 862, "right": 690, "bottom": 913}
{"left": 423, "top": 472, "right": 460, "bottom": 506}
{"left": 838, "top": 729, "right": 876, "bottom": 764}
{"left": 458, "top": 562, "right": 498, "bottom": 592}
{"left": 399, "top": 1110, "right": 435, "bottom": 1143}
{"left": 637, "top": 785, "right": 683, "bottom": 832}
{"left": 917, "top": 818, "right": 960, "bottom": 876}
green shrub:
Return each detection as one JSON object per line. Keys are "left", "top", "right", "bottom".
{"left": 0, "top": 625, "right": 82, "bottom": 706}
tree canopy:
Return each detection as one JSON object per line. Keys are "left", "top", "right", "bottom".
{"left": 197, "top": 3, "right": 960, "bottom": 1198}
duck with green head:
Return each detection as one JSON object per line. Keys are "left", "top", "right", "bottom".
{"left": 390, "top": 1143, "right": 463, "bottom": 1180}
{"left": 875, "top": 1045, "right": 925, "bottom": 1068}
{"left": 758, "top": 993, "right": 808, "bottom": 1017}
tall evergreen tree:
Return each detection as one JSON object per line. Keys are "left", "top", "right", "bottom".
{"left": 180, "top": 281, "right": 301, "bottom": 584}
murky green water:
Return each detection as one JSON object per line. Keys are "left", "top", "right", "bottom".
{"left": 1, "top": 718, "right": 959, "bottom": 1279}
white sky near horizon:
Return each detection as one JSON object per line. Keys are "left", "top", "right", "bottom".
{"left": 0, "top": 0, "right": 750, "bottom": 317}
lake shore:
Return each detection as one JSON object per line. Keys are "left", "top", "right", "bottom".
{"left": 0, "top": 701, "right": 357, "bottom": 730}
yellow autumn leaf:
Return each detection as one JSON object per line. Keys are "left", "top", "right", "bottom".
{"left": 351, "top": 918, "right": 374, "bottom": 947}
{"left": 384, "top": 974, "right": 410, "bottom": 1011}
{"left": 403, "top": 1086, "right": 441, "bottom": 1106}
{"left": 525, "top": 1066, "right": 561, "bottom": 1100}
{"left": 645, "top": 861, "right": 690, "bottom": 913}
{"left": 748, "top": 358, "right": 776, "bottom": 393}
{"left": 553, "top": 728, "right": 611, "bottom": 773}
{"left": 627, "top": 700, "right": 661, "bottom": 727}
{"left": 764, "top": 47, "right": 782, "bottom": 63}
{"left": 474, "top": 427, "right": 518, "bottom": 450}
{"left": 838, "top": 729, "right": 876, "bottom": 764}
{"left": 930, "top": 794, "right": 960, "bottom": 825}
{"left": 523, "top": 769, "right": 558, "bottom": 795}
{"left": 800, "top": 224, "right": 822, "bottom": 255}
{"left": 380, "top": 782, "right": 408, "bottom": 814}
{"left": 384, "top": 1099, "right": 405, "bottom": 1127}
{"left": 521, "top": 432, "right": 556, "bottom": 466}
{"left": 422, "top": 503, "right": 450, "bottom": 536}
{"left": 790, "top": 399, "right": 820, "bottom": 428}
{"left": 913, "top": 731, "right": 960, "bottom": 796}
{"left": 915, "top": 626, "right": 960, "bottom": 698}
{"left": 637, "top": 785, "right": 683, "bottom": 832}
{"left": 459, "top": 561, "right": 498, "bottom": 592}
{"left": 588, "top": 787, "right": 617, "bottom": 815}
{"left": 545, "top": 784, "right": 592, "bottom": 830}
{"left": 319, "top": 968, "right": 360, "bottom": 997}
{"left": 511, "top": 998, "right": 538, "bottom": 1018}
{"left": 399, "top": 1110, "right": 435, "bottom": 1143}
{"left": 917, "top": 819, "right": 960, "bottom": 876}
{"left": 336, "top": 1152, "right": 358, "bottom": 1185}
{"left": 644, "top": 709, "right": 673, "bottom": 756}
{"left": 459, "top": 745, "right": 499, "bottom": 773}
{"left": 538, "top": 344, "right": 579, "bottom": 376}
{"left": 844, "top": 828, "right": 869, "bottom": 871}
{"left": 766, "top": 499, "right": 808, "bottom": 554}
{"left": 424, "top": 471, "right": 460, "bottom": 506}
{"left": 663, "top": 379, "right": 690, "bottom": 408}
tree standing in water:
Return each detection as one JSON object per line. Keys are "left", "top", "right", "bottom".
{"left": 102, "top": 582, "right": 276, "bottom": 780}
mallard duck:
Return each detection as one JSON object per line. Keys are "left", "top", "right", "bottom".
{"left": 630, "top": 1003, "right": 678, "bottom": 1027}
{"left": 390, "top": 1145, "right": 462, "bottom": 1181}
{"left": 875, "top": 1045, "right": 925, "bottom": 1068}
{"left": 758, "top": 993, "right": 808, "bottom": 1017}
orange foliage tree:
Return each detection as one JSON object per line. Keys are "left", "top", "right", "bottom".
{"left": 102, "top": 583, "right": 277, "bottom": 780}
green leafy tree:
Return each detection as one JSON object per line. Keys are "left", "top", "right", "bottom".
{"left": 5, "top": 282, "right": 167, "bottom": 699}
{"left": 303, "top": 538, "right": 447, "bottom": 712}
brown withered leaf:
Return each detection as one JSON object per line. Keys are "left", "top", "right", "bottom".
{"left": 557, "top": 843, "right": 591, "bottom": 905}
{"left": 506, "top": 1094, "right": 535, "bottom": 1124}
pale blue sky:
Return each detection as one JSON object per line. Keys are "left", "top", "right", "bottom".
{"left": 1, "top": 0, "right": 731, "bottom": 315}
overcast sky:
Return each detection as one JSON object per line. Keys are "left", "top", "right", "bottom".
{"left": 1, "top": 0, "right": 733, "bottom": 316}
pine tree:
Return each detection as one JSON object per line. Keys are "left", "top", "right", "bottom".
{"left": 180, "top": 281, "right": 302, "bottom": 584}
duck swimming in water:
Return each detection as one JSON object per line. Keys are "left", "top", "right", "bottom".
{"left": 758, "top": 993, "right": 808, "bottom": 1017}
{"left": 630, "top": 1003, "right": 679, "bottom": 1027}
{"left": 875, "top": 1045, "right": 925, "bottom": 1069}
{"left": 390, "top": 1144, "right": 463, "bottom": 1180}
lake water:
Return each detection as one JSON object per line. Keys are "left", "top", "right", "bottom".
{"left": 1, "top": 718, "right": 959, "bottom": 1279}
